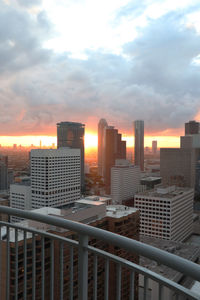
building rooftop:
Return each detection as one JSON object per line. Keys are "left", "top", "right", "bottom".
{"left": 136, "top": 185, "right": 193, "bottom": 199}
{"left": 31, "top": 147, "right": 80, "bottom": 156}
{"left": 0, "top": 197, "right": 8, "bottom": 203}
{"left": 141, "top": 176, "right": 161, "bottom": 182}
{"left": 106, "top": 205, "right": 138, "bottom": 218}
{"left": 76, "top": 199, "right": 105, "bottom": 206}
{"left": 114, "top": 159, "right": 133, "bottom": 167}
{"left": 57, "top": 122, "right": 85, "bottom": 127}
{"left": 32, "top": 207, "right": 62, "bottom": 216}
{"left": 140, "top": 235, "right": 200, "bottom": 281}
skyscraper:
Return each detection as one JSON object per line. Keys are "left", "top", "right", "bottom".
{"left": 185, "top": 120, "right": 200, "bottom": 135}
{"left": 98, "top": 118, "right": 108, "bottom": 176}
{"left": 152, "top": 140, "right": 157, "bottom": 155}
{"left": 134, "top": 120, "right": 144, "bottom": 171}
{"left": 103, "top": 126, "right": 126, "bottom": 194}
{"left": 57, "top": 122, "right": 85, "bottom": 192}
{"left": 161, "top": 120, "right": 200, "bottom": 191}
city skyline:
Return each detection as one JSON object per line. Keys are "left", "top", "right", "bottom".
{"left": 0, "top": 132, "right": 184, "bottom": 149}
{"left": 0, "top": 131, "right": 182, "bottom": 149}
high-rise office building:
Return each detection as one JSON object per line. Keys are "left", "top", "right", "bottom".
{"left": 0, "top": 155, "right": 8, "bottom": 190}
{"left": 57, "top": 122, "right": 85, "bottom": 192}
{"left": 31, "top": 148, "right": 81, "bottom": 209}
{"left": 134, "top": 120, "right": 144, "bottom": 171}
{"left": 135, "top": 186, "right": 193, "bottom": 241}
{"left": 111, "top": 159, "right": 140, "bottom": 204}
{"left": 103, "top": 126, "right": 126, "bottom": 194}
{"left": 185, "top": 120, "right": 200, "bottom": 135}
{"left": 160, "top": 148, "right": 198, "bottom": 188}
{"left": 98, "top": 118, "right": 108, "bottom": 176}
{"left": 161, "top": 120, "right": 200, "bottom": 191}
{"left": 152, "top": 140, "right": 157, "bottom": 155}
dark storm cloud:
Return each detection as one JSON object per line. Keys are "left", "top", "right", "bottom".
{"left": 0, "top": 3, "right": 200, "bottom": 135}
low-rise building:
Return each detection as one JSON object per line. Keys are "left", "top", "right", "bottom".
{"left": 135, "top": 186, "right": 194, "bottom": 241}
{"left": 139, "top": 235, "right": 200, "bottom": 300}
{"left": 10, "top": 183, "right": 31, "bottom": 222}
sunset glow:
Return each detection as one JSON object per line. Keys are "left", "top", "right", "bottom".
{"left": 85, "top": 132, "right": 98, "bottom": 150}
{"left": 0, "top": 133, "right": 180, "bottom": 150}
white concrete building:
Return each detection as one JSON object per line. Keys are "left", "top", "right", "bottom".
{"left": 111, "top": 159, "right": 140, "bottom": 204}
{"left": 10, "top": 183, "right": 31, "bottom": 222}
{"left": 31, "top": 148, "right": 81, "bottom": 209}
{"left": 134, "top": 186, "right": 194, "bottom": 241}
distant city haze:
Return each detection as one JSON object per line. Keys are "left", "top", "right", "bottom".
{"left": 0, "top": 132, "right": 182, "bottom": 150}
{"left": 0, "top": 133, "right": 181, "bottom": 150}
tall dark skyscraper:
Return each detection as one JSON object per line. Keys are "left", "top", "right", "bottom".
{"left": 57, "top": 122, "right": 85, "bottom": 192}
{"left": 185, "top": 120, "right": 200, "bottom": 135}
{"left": 98, "top": 118, "right": 108, "bottom": 176}
{"left": 103, "top": 126, "right": 126, "bottom": 194}
{"left": 152, "top": 140, "right": 157, "bottom": 155}
{"left": 134, "top": 120, "right": 144, "bottom": 171}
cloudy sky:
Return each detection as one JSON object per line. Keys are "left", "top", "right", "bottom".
{"left": 0, "top": 0, "right": 200, "bottom": 147}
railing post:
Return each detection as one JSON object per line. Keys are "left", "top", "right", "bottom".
{"left": 78, "top": 235, "right": 88, "bottom": 300}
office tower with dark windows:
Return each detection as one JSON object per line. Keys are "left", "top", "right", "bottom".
{"left": 185, "top": 120, "right": 200, "bottom": 135}
{"left": 57, "top": 122, "right": 85, "bottom": 192}
{"left": 103, "top": 126, "right": 126, "bottom": 194}
{"left": 134, "top": 120, "right": 144, "bottom": 171}
{"left": 152, "top": 140, "right": 157, "bottom": 155}
{"left": 98, "top": 118, "right": 108, "bottom": 176}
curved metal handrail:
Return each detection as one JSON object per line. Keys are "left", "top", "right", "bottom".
{"left": 88, "top": 245, "right": 199, "bottom": 300}
{"left": 0, "top": 220, "right": 79, "bottom": 247}
{"left": 0, "top": 206, "right": 200, "bottom": 282}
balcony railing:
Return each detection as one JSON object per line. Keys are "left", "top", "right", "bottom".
{"left": 0, "top": 206, "right": 199, "bottom": 300}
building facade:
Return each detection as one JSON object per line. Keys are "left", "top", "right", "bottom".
{"left": 103, "top": 126, "right": 126, "bottom": 194}
{"left": 111, "top": 159, "right": 140, "bottom": 204}
{"left": 152, "top": 140, "right": 157, "bottom": 155}
{"left": 57, "top": 122, "right": 85, "bottom": 192}
{"left": 10, "top": 183, "right": 31, "bottom": 222}
{"left": 31, "top": 148, "right": 81, "bottom": 209}
{"left": 1, "top": 204, "right": 140, "bottom": 300}
{"left": 185, "top": 120, "right": 200, "bottom": 135}
{"left": 160, "top": 148, "right": 198, "bottom": 188}
{"left": 97, "top": 118, "right": 108, "bottom": 176}
{"left": 134, "top": 120, "right": 144, "bottom": 171}
{"left": 135, "top": 186, "right": 193, "bottom": 241}
{"left": 161, "top": 120, "right": 200, "bottom": 190}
